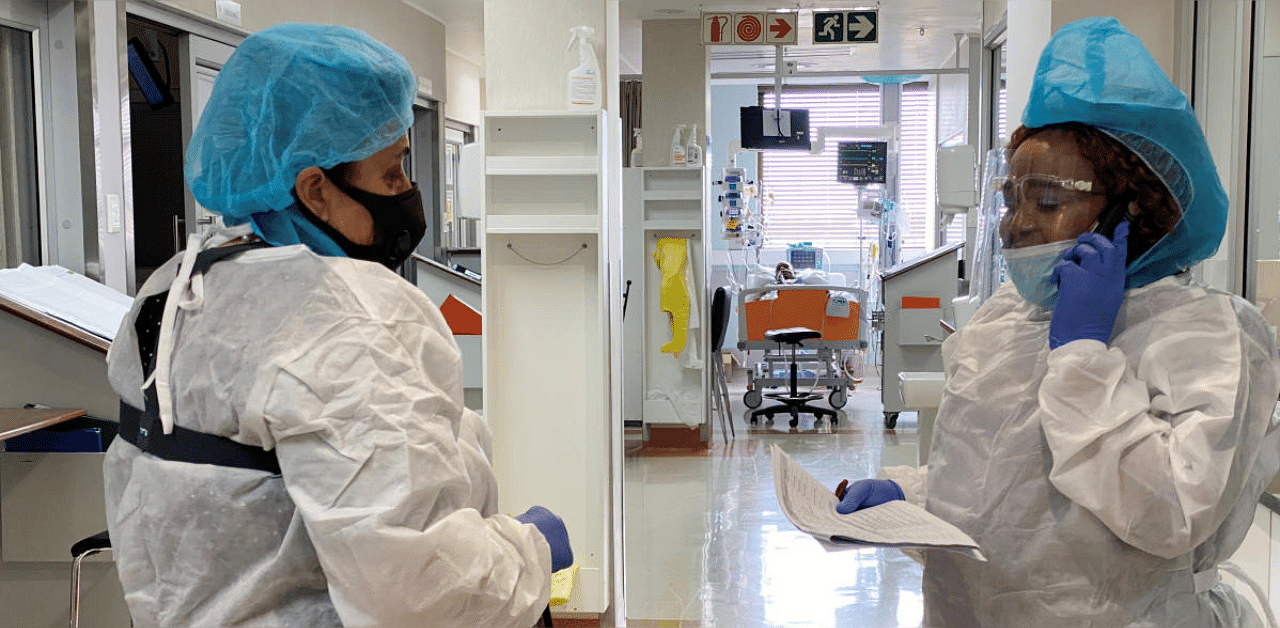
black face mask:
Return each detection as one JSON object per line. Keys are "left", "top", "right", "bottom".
{"left": 301, "top": 178, "right": 427, "bottom": 270}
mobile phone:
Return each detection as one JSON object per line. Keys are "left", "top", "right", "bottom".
{"left": 1092, "top": 194, "right": 1133, "bottom": 240}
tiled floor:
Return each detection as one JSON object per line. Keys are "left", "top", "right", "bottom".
{"left": 623, "top": 369, "right": 924, "bottom": 628}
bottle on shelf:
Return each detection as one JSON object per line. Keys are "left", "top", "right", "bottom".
{"left": 685, "top": 123, "right": 703, "bottom": 167}
{"left": 630, "top": 127, "right": 643, "bottom": 167}
{"left": 566, "top": 26, "right": 601, "bottom": 108}
{"left": 670, "top": 124, "right": 686, "bottom": 166}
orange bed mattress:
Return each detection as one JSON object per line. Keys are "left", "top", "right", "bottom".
{"left": 743, "top": 288, "right": 860, "bottom": 341}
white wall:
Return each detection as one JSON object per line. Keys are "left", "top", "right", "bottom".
{"left": 483, "top": 0, "right": 608, "bottom": 111}
{"left": 640, "top": 19, "right": 707, "bottom": 168}
{"left": 1004, "top": 1, "right": 1052, "bottom": 144}
{"left": 159, "top": 0, "right": 449, "bottom": 102}
{"left": 446, "top": 50, "right": 482, "bottom": 126}
{"left": 1255, "top": 4, "right": 1280, "bottom": 265}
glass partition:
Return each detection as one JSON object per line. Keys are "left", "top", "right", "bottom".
{"left": 0, "top": 24, "right": 40, "bottom": 268}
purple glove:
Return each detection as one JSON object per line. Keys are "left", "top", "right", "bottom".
{"left": 835, "top": 479, "right": 904, "bottom": 514}
{"left": 1049, "top": 221, "right": 1129, "bottom": 350}
{"left": 515, "top": 506, "right": 574, "bottom": 572}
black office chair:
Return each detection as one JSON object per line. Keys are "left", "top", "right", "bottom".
{"left": 70, "top": 530, "right": 111, "bottom": 628}
{"left": 748, "top": 327, "right": 838, "bottom": 429}
{"left": 709, "top": 287, "right": 735, "bottom": 443}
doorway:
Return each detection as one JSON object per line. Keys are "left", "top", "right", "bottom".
{"left": 125, "top": 16, "right": 185, "bottom": 286}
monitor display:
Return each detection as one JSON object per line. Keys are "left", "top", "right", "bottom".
{"left": 740, "top": 106, "right": 811, "bottom": 151}
{"left": 837, "top": 141, "right": 887, "bottom": 184}
{"left": 126, "top": 38, "right": 174, "bottom": 110}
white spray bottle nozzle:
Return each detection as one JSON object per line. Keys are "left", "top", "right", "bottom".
{"left": 568, "top": 26, "right": 595, "bottom": 50}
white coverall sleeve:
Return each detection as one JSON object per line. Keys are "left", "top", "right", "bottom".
{"left": 878, "top": 465, "right": 928, "bottom": 508}
{"left": 1037, "top": 300, "right": 1280, "bottom": 560}
{"left": 262, "top": 316, "right": 551, "bottom": 628}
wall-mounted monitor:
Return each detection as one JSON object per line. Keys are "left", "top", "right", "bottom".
{"left": 126, "top": 37, "right": 174, "bottom": 110}
{"left": 740, "top": 106, "right": 811, "bottom": 151}
{"left": 837, "top": 141, "right": 887, "bottom": 185}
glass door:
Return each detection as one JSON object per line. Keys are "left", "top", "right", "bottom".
{"left": 0, "top": 23, "right": 40, "bottom": 268}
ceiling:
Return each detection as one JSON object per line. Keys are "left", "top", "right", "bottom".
{"left": 404, "top": 1, "right": 986, "bottom": 78}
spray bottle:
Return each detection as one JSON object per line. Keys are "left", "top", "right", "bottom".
{"left": 630, "top": 128, "right": 643, "bottom": 167}
{"left": 685, "top": 123, "right": 703, "bottom": 167}
{"left": 670, "top": 125, "right": 686, "bottom": 166}
{"left": 566, "top": 26, "right": 601, "bottom": 108}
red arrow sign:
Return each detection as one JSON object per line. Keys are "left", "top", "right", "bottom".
{"left": 769, "top": 17, "right": 792, "bottom": 40}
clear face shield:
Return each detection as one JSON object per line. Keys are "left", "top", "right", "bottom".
{"left": 974, "top": 143, "right": 1110, "bottom": 308}
{"left": 970, "top": 148, "right": 1010, "bottom": 304}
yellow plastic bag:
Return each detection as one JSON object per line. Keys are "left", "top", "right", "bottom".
{"left": 550, "top": 562, "right": 580, "bottom": 606}
{"left": 652, "top": 237, "right": 690, "bottom": 355}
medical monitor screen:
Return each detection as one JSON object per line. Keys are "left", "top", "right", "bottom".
{"left": 837, "top": 141, "right": 887, "bottom": 184}
{"left": 740, "top": 106, "right": 811, "bottom": 151}
{"left": 127, "top": 38, "right": 174, "bottom": 110}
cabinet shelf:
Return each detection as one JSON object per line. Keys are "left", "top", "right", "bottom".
{"left": 642, "top": 191, "right": 700, "bottom": 201}
{"left": 643, "top": 219, "right": 701, "bottom": 231}
{"left": 486, "top": 214, "right": 599, "bottom": 234}
{"left": 486, "top": 155, "right": 599, "bottom": 175}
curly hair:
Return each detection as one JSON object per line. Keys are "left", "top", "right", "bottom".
{"left": 1009, "top": 123, "right": 1181, "bottom": 263}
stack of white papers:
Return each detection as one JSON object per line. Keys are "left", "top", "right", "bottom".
{"left": 0, "top": 264, "right": 133, "bottom": 341}
{"left": 771, "top": 444, "right": 985, "bottom": 560}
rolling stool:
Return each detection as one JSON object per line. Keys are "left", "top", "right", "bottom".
{"left": 749, "top": 327, "right": 838, "bottom": 428}
{"left": 70, "top": 530, "right": 111, "bottom": 628}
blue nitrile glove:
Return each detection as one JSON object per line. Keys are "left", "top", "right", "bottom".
{"left": 1049, "top": 221, "right": 1130, "bottom": 350}
{"left": 835, "top": 479, "right": 904, "bottom": 514}
{"left": 516, "top": 506, "right": 574, "bottom": 572}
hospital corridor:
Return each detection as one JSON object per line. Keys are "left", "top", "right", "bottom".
{"left": 624, "top": 372, "right": 925, "bottom": 627}
{"left": 4, "top": 1, "right": 1280, "bottom": 627}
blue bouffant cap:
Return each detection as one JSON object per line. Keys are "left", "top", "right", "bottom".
{"left": 184, "top": 22, "right": 416, "bottom": 227}
{"left": 1022, "top": 17, "right": 1227, "bottom": 288}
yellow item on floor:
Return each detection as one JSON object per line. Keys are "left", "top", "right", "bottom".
{"left": 653, "top": 237, "right": 690, "bottom": 355}
{"left": 550, "top": 562, "right": 580, "bottom": 606}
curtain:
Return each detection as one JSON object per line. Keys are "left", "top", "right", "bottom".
{"left": 620, "top": 78, "right": 642, "bottom": 167}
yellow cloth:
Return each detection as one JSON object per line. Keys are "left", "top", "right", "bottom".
{"left": 652, "top": 237, "right": 690, "bottom": 354}
{"left": 549, "top": 563, "right": 580, "bottom": 606}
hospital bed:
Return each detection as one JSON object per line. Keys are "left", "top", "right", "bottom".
{"left": 736, "top": 284, "right": 866, "bottom": 427}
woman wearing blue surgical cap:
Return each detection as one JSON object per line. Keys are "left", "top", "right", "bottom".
{"left": 837, "top": 18, "right": 1280, "bottom": 627}
{"left": 102, "top": 23, "right": 570, "bottom": 628}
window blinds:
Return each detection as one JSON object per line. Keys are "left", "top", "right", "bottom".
{"left": 758, "top": 83, "right": 941, "bottom": 256}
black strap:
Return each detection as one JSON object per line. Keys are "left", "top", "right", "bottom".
{"left": 119, "top": 398, "right": 281, "bottom": 475}
{"left": 121, "top": 239, "right": 280, "bottom": 474}
{"left": 191, "top": 240, "right": 272, "bottom": 275}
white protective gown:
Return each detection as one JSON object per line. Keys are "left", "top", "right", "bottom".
{"left": 103, "top": 226, "right": 551, "bottom": 628}
{"left": 882, "top": 277, "right": 1280, "bottom": 627}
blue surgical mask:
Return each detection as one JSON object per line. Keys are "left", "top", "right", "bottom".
{"left": 1001, "top": 240, "right": 1075, "bottom": 310}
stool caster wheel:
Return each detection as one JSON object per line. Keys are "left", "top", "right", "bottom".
{"left": 884, "top": 412, "right": 898, "bottom": 429}
{"left": 749, "top": 417, "right": 758, "bottom": 425}
{"left": 744, "top": 389, "right": 762, "bottom": 409}
{"left": 789, "top": 417, "right": 799, "bottom": 428}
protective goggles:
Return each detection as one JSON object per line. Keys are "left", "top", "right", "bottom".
{"left": 999, "top": 174, "right": 1102, "bottom": 214}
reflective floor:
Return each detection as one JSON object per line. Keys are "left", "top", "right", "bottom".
{"left": 624, "top": 369, "right": 924, "bottom": 628}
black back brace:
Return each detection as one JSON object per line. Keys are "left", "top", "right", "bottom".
{"left": 117, "top": 241, "right": 282, "bottom": 475}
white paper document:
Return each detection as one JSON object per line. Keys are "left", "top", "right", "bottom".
{"left": 0, "top": 264, "right": 133, "bottom": 341}
{"left": 771, "top": 444, "right": 985, "bottom": 560}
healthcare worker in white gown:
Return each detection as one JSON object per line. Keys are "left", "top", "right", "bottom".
{"left": 836, "top": 18, "right": 1280, "bottom": 627}
{"left": 103, "top": 24, "right": 570, "bottom": 628}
